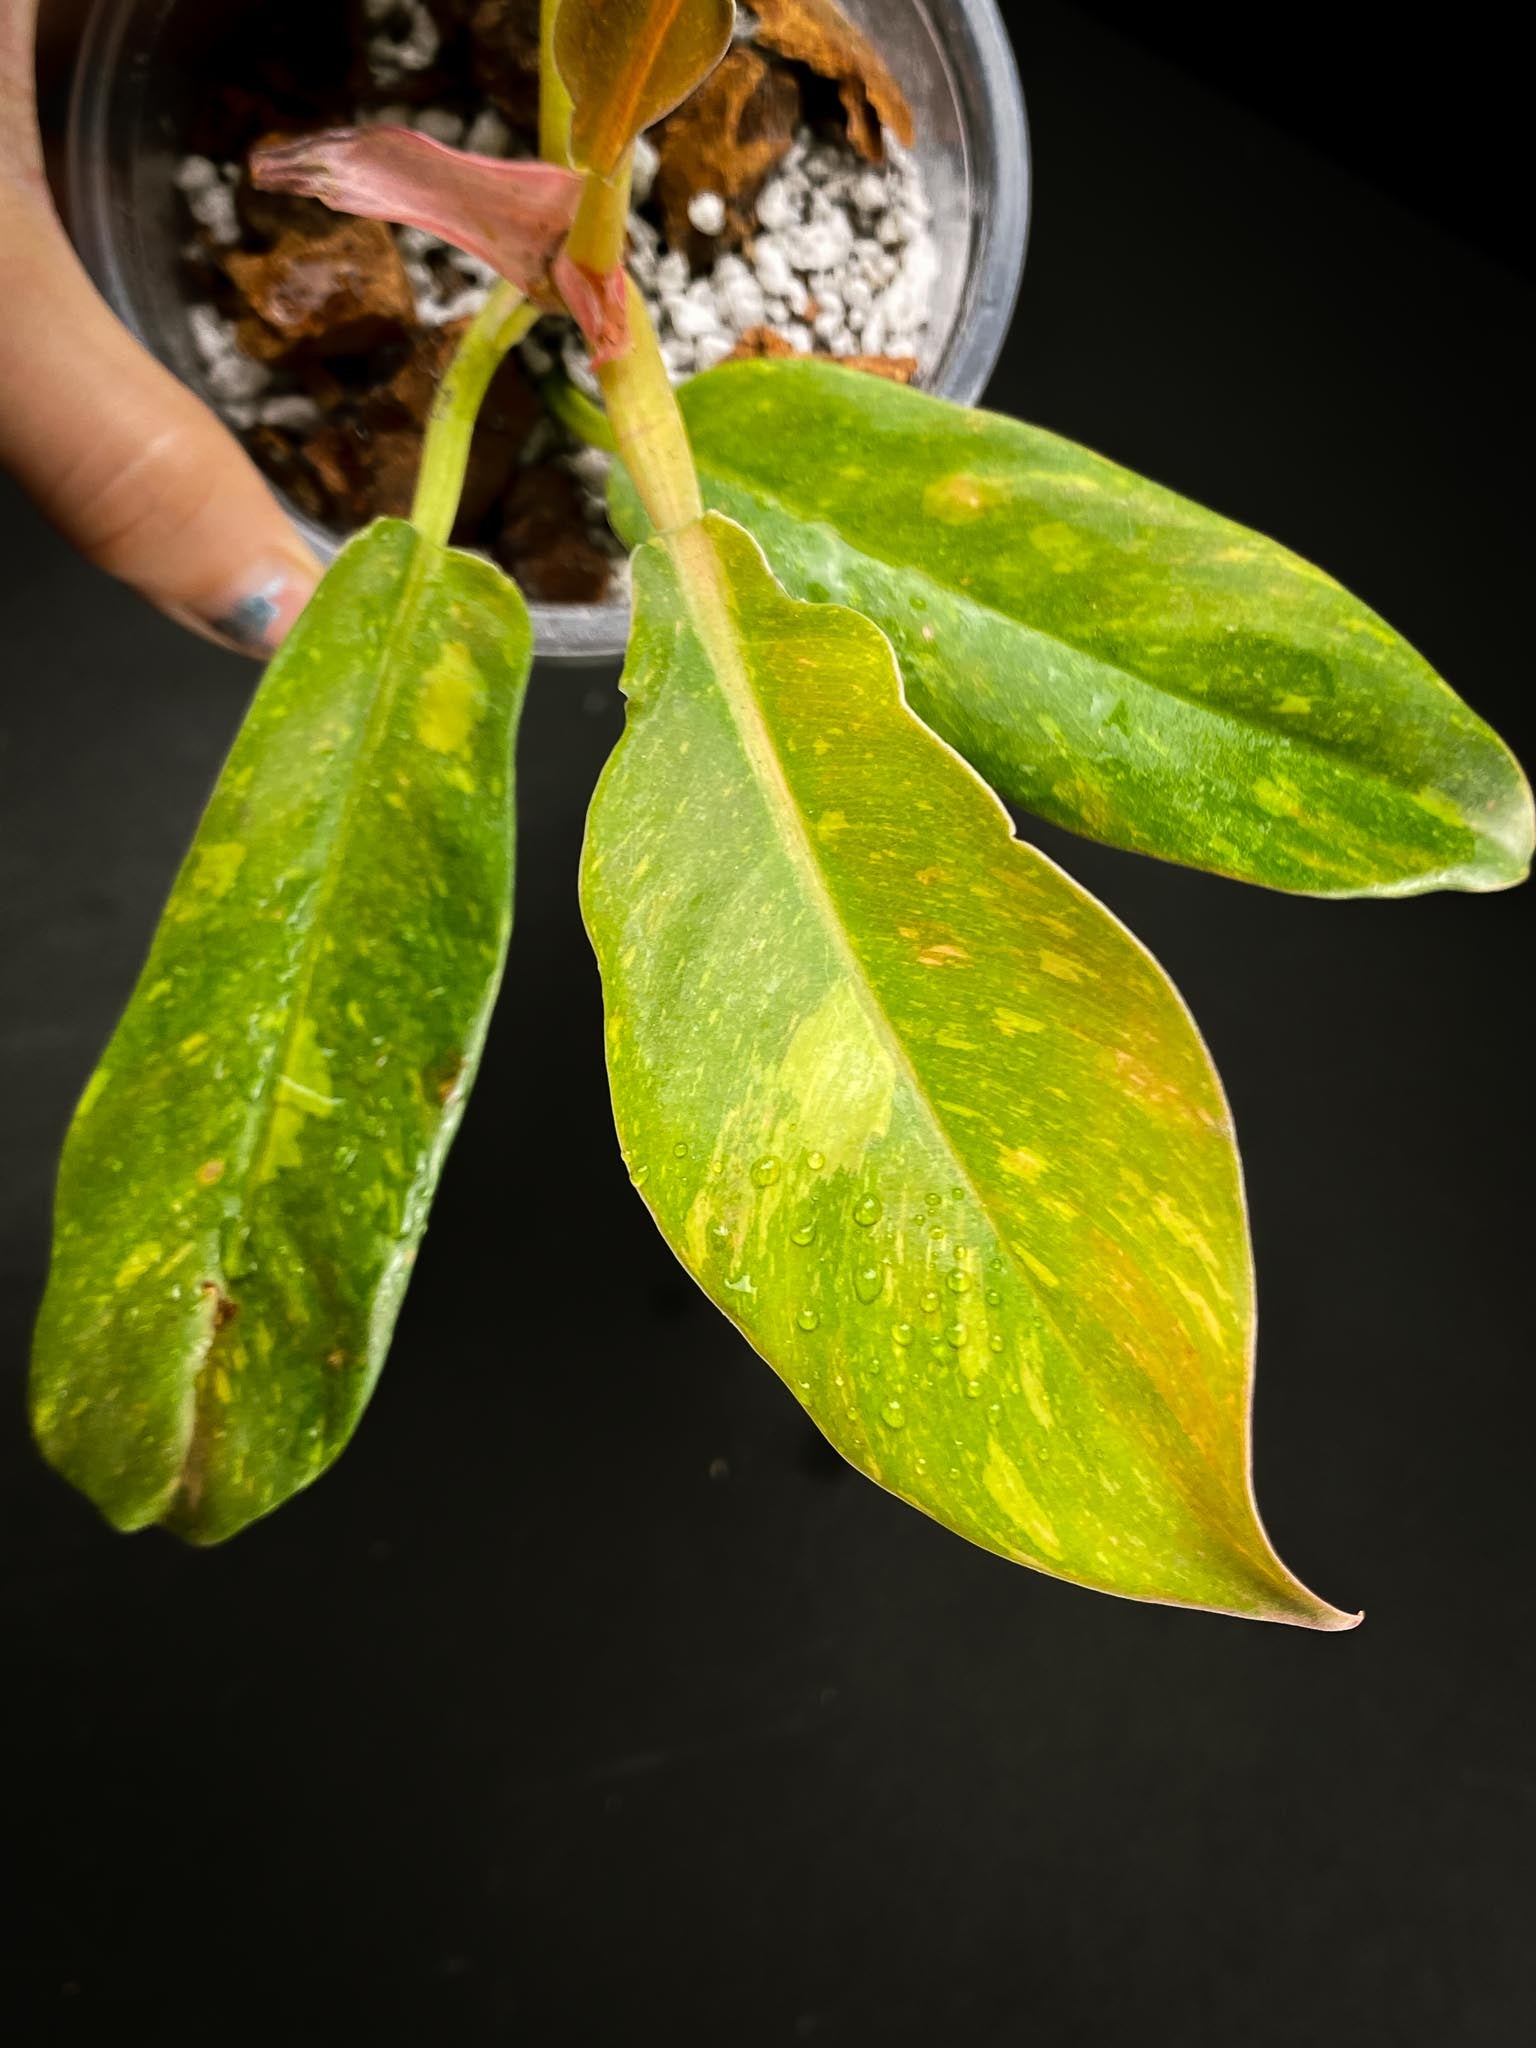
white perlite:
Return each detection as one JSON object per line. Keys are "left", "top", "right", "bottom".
{"left": 630, "top": 130, "right": 936, "bottom": 377}
{"left": 464, "top": 107, "right": 513, "bottom": 158}
{"left": 686, "top": 190, "right": 727, "bottom": 237}
{"left": 181, "top": 103, "right": 938, "bottom": 384}
{"left": 631, "top": 135, "right": 660, "bottom": 204}
{"left": 362, "top": 0, "right": 439, "bottom": 83}
{"left": 186, "top": 302, "right": 270, "bottom": 427}
{"left": 176, "top": 155, "right": 241, "bottom": 247}
{"left": 177, "top": 103, "right": 938, "bottom": 544}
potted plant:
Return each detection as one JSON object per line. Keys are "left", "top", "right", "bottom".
{"left": 66, "top": 0, "right": 1028, "bottom": 656}
{"left": 30, "top": 0, "right": 1532, "bottom": 1631}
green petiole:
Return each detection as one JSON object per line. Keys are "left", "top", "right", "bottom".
{"left": 410, "top": 284, "right": 539, "bottom": 549}
{"left": 596, "top": 276, "right": 703, "bottom": 536}
{"left": 537, "top": 370, "right": 620, "bottom": 453}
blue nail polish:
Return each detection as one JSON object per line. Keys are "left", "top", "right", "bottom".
{"left": 208, "top": 575, "right": 286, "bottom": 653}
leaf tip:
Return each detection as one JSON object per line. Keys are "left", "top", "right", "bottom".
{"left": 29, "top": 1405, "right": 177, "bottom": 1539}
{"left": 1266, "top": 1588, "right": 1364, "bottom": 1634}
{"left": 1404, "top": 747, "right": 1533, "bottom": 897}
{"left": 1236, "top": 1548, "right": 1362, "bottom": 1633}
{"left": 1467, "top": 763, "right": 1536, "bottom": 891}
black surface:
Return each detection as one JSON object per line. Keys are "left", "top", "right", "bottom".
{"left": 1074, "top": 2, "right": 1531, "bottom": 278}
{"left": 3, "top": 4, "right": 1533, "bottom": 2041}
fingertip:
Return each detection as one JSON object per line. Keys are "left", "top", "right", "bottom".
{"left": 0, "top": 195, "right": 327, "bottom": 659}
{"left": 169, "top": 548, "right": 323, "bottom": 659}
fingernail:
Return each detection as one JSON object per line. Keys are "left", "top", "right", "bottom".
{"left": 180, "top": 556, "right": 320, "bottom": 658}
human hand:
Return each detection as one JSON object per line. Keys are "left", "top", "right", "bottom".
{"left": 0, "top": 0, "right": 319, "bottom": 654}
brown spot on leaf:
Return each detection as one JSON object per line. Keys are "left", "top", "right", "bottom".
{"left": 197, "top": 1159, "right": 227, "bottom": 1186}
{"left": 200, "top": 1282, "right": 239, "bottom": 1332}
{"left": 423, "top": 1050, "right": 467, "bottom": 1108}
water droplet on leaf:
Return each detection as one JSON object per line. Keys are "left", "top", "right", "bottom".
{"left": 852, "top": 1193, "right": 882, "bottom": 1228}
{"left": 806, "top": 1150, "right": 825, "bottom": 1172}
{"left": 946, "top": 1269, "right": 971, "bottom": 1295}
{"left": 920, "top": 1290, "right": 940, "bottom": 1315}
{"left": 752, "top": 1155, "right": 780, "bottom": 1187}
{"left": 945, "top": 1323, "right": 967, "bottom": 1348}
{"left": 891, "top": 1321, "right": 913, "bottom": 1346}
{"left": 854, "top": 1264, "right": 884, "bottom": 1304}
{"left": 797, "top": 1306, "right": 819, "bottom": 1331}
{"left": 880, "top": 1399, "right": 906, "bottom": 1429}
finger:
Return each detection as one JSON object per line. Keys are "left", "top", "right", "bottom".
{"left": 0, "top": 181, "right": 321, "bottom": 656}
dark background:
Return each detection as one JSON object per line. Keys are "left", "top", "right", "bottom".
{"left": 1076, "top": 0, "right": 1529, "bottom": 278}
{"left": 4, "top": 3, "right": 1532, "bottom": 2041}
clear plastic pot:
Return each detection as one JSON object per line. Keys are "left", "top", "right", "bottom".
{"left": 66, "top": 0, "right": 1029, "bottom": 661}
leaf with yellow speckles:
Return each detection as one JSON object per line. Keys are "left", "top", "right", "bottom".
{"left": 31, "top": 519, "right": 531, "bottom": 1543}
{"left": 582, "top": 511, "right": 1355, "bottom": 1626}
{"left": 610, "top": 360, "right": 1532, "bottom": 898}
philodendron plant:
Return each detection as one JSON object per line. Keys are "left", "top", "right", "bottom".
{"left": 31, "top": 0, "right": 1530, "bottom": 1628}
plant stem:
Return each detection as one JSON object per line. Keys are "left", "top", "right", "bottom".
{"left": 597, "top": 278, "right": 703, "bottom": 536}
{"left": 539, "top": 0, "right": 574, "bottom": 164}
{"left": 537, "top": 372, "right": 619, "bottom": 454}
{"left": 565, "top": 152, "right": 635, "bottom": 277}
{"left": 410, "top": 285, "right": 537, "bottom": 549}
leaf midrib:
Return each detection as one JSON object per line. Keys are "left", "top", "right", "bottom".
{"left": 665, "top": 520, "right": 1257, "bottom": 1541}
{"left": 576, "top": 0, "right": 691, "bottom": 169}
{"left": 693, "top": 459, "right": 1502, "bottom": 836}
{"left": 178, "top": 527, "right": 438, "bottom": 1498}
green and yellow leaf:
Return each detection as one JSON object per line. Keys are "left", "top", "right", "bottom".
{"left": 31, "top": 520, "right": 531, "bottom": 1543}
{"left": 610, "top": 360, "right": 1532, "bottom": 898}
{"left": 554, "top": 0, "right": 735, "bottom": 176}
{"left": 582, "top": 511, "right": 1355, "bottom": 1626}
